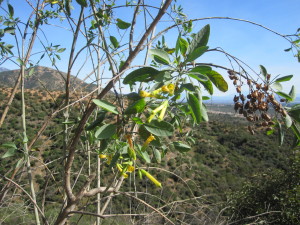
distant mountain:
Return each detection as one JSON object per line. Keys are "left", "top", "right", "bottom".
{"left": 0, "top": 67, "right": 9, "bottom": 72}
{"left": 0, "top": 66, "right": 96, "bottom": 91}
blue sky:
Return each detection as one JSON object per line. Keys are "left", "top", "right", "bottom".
{"left": 1, "top": 0, "right": 299, "bottom": 96}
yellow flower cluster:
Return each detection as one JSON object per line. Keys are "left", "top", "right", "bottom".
{"left": 117, "top": 164, "right": 135, "bottom": 178}
{"left": 98, "top": 154, "right": 112, "bottom": 165}
{"left": 139, "top": 83, "right": 175, "bottom": 99}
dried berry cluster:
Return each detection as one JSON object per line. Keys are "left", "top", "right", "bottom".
{"left": 228, "top": 70, "right": 287, "bottom": 135}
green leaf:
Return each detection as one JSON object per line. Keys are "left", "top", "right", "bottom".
{"left": 271, "top": 82, "right": 283, "bottom": 91}
{"left": 186, "top": 72, "right": 208, "bottom": 82}
{"left": 95, "top": 124, "right": 116, "bottom": 139}
{"left": 200, "top": 79, "right": 214, "bottom": 95}
{"left": 86, "top": 111, "right": 106, "bottom": 131}
{"left": 75, "top": 0, "right": 87, "bottom": 7}
{"left": 116, "top": 18, "right": 131, "bottom": 29}
{"left": 188, "top": 93, "right": 202, "bottom": 124}
{"left": 187, "top": 24, "right": 210, "bottom": 55}
{"left": 179, "top": 83, "right": 195, "bottom": 92}
{"left": 190, "top": 66, "right": 212, "bottom": 74}
{"left": 289, "top": 85, "right": 296, "bottom": 101}
{"left": 260, "top": 65, "right": 267, "bottom": 78}
{"left": 8, "top": 4, "right": 14, "bottom": 17}
{"left": 173, "top": 142, "right": 191, "bottom": 153}
{"left": 57, "top": 48, "right": 66, "bottom": 53}
{"left": 143, "top": 120, "right": 174, "bottom": 137}
{"left": 153, "top": 148, "right": 161, "bottom": 163}
{"left": 124, "top": 98, "right": 146, "bottom": 114}
{"left": 110, "top": 36, "right": 119, "bottom": 48}
{"left": 93, "top": 99, "right": 119, "bottom": 114}
{"left": 2, "top": 143, "right": 17, "bottom": 149}
{"left": 291, "top": 123, "right": 300, "bottom": 141}
{"left": 1, "top": 143, "right": 17, "bottom": 159}
{"left": 149, "top": 49, "right": 171, "bottom": 65}
{"left": 284, "top": 114, "right": 292, "bottom": 128}
{"left": 175, "top": 33, "right": 181, "bottom": 56}
{"left": 289, "top": 104, "right": 300, "bottom": 123}
{"left": 205, "top": 70, "right": 228, "bottom": 92}
{"left": 185, "top": 46, "right": 208, "bottom": 63}
{"left": 132, "top": 117, "right": 144, "bottom": 124}
{"left": 197, "top": 89, "right": 209, "bottom": 122}
{"left": 136, "top": 146, "right": 151, "bottom": 163}
{"left": 278, "top": 122, "right": 284, "bottom": 146}
{"left": 176, "top": 36, "right": 189, "bottom": 57}
{"left": 275, "top": 92, "right": 293, "bottom": 101}
{"left": 15, "top": 158, "right": 24, "bottom": 169}
{"left": 274, "top": 75, "right": 293, "bottom": 83}
{"left": 123, "top": 67, "right": 160, "bottom": 85}
{"left": 4, "top": 27, "right": 15, "bottom": 34}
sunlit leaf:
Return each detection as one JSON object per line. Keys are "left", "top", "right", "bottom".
{"left": 275, "top": 92, "right": 293, "bottom": 101}
{"left": 205, "top": 70, "right": 228, "bottom": 92}
{"left": 271, "top": 82, "right": 283, "bottom": 91}
{"left": 185, "top": 46, "right": 208, "bottom": 63}
{"left": 143, "top": 120, "right": 174, "bottom": 137}
{"left": 289, "top": 85, "right": 296, "bottom": 101}
{"left": 93, "top": 99, "right": 119, "bottom": 114}
{"left": 136, "top": 146, "right": 151, "bottom": 163}
{"left": 124, "top": 98, "right": 146, "bottom": 114}
{"left": 284, "top": 114, "right": 292, "bottom": 128}
{"left": 188, "top": 93, "right": 202, "bottom": 124}
{"left": 149, "top": 49, "right": 171, "bottom": 65}
{"left": 274, "top": 75, "right": 293, "bottom": 83}
{"left": 187, "top": 24, "right": 210, "bottom": 55}
{"left": 186, "top": 72, "right": 208, "bottom": 82}
{"left": 190, "top": 66, "right": 212, "bottom": 74}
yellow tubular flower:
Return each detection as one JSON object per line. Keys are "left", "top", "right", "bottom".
{"left": 140, "top": 169, "right": 162, "bottom": 188}
{"left": 145, "top": 134, "right": 155, "bottom": 145}
{"left": 147, "top": 100, "right": 168, "bottom": 123}
{"left": 139, "top": 90, "right": 151, "bottom": 98}
{"left": 127, "top": 165, "right": 135, "bottom": 173}
{"left": 161, "top": 85, "right": 169, "bottom": 93}
{"left": 98, "top": 154, "right": 107, "bottom": 159}
{"left": 141, "top": 134, "right": 155, "bottom": 151}
{"left": 158, "top": 101, "right": 168, "bottom": 121}
{"left": 167, "top": 83, "right": 175, "bottom": 95}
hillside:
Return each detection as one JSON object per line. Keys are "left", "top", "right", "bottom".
{"left": 0, "top": 66, "right": 96, "bottom": 91}
{"left": 0, "top": 88, "right": 296, "bottom": 224}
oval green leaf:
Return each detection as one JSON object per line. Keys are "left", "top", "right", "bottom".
{"left": 205, "top": 70, "right": 228, "bottom": 92}
{"left": 124, "top": 98, "right": 146, "bottom": 114}
{"left": 185, "top": 46, "right": 208, "bottom": 63}
{"left": 275, "top": 92, "right": 293, "bottom": 101}
{"left": 95, "top": 124, "right": 116, "bottom": 139}
{"left": 123, "top": 67, "right": 160, "bottom": 85}
{"left": 187, "top": 24, "right": 210, "bottom": 55}
{"left": 93, "top": 99, "right": 119, "bottom": 114}
{"left": 186, "top": 72, "right": 208, "bottom": 82}
{"left": 149, "top": 49, "right": 171, "bottom": 65}
{"left": 173, "top": 142, "right": 191, "bottom": 153}
{"left": 275, "top": 75, "right": 293, "bottom": 83}
{"left": 110, "top": 35, "right": 119, "bottom": 48}
{"left": 143, "top": 120, "right": 174, "bottom": 137}
{"left": 188, "top": 93, "right": 202, "bottom": 124}
{"left": 116, "top": 18, "right": 131, "bottom": 29}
